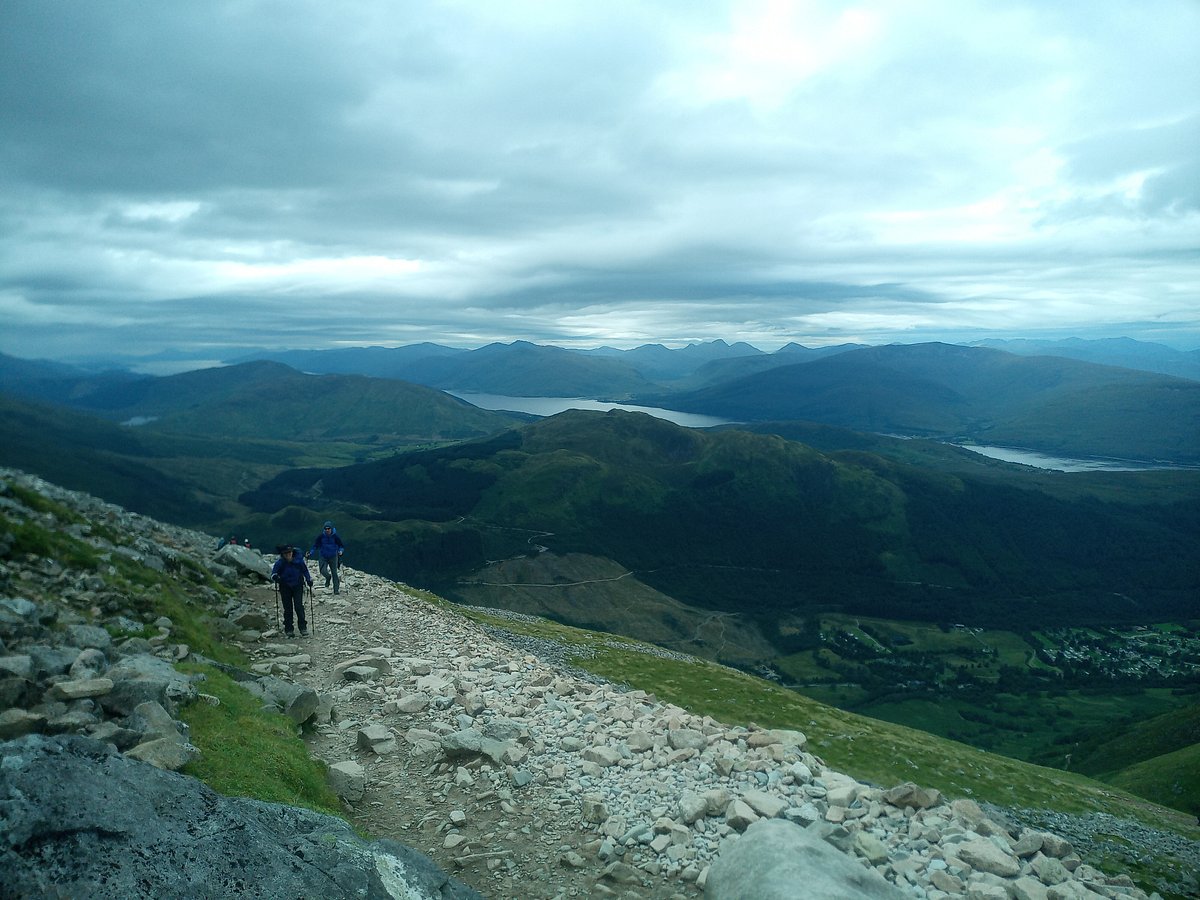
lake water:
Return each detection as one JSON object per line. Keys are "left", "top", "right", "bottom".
{"left": 449, "top": 393, "right": 734, "bottom": 429}
{"left": 954, "top": 444, "right": 1190, "bottom": 472}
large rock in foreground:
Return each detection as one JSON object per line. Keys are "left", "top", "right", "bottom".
{"left": 705, "top": 818, "right": 907, "bottom": 899}
{"left": 0, "top": 734, "right": 482, "bottom": 900}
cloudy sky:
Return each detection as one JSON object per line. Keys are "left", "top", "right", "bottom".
{"left": 2, "top": 1, "right": 1198, "bottom": 365}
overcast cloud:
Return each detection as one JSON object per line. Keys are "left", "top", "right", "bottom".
{"left": 1, "top": 0, "right": 1198, "bottom": 364}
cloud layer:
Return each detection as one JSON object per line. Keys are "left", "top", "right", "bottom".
{"left": 2, "top": 0, "right": 1198, "bottom": 361}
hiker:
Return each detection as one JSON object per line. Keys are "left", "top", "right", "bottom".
{"left": 307, "top": 520, "right": 345, "bottom": 594}
{"left": 270, "top": 546, "right": 312, "bottom": 637}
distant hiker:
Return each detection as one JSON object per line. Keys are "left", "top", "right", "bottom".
{"left": 243, "top": 538, "right": 252, "bottom": 549}
{"left": 271, "top": 546, "right": 312, "bottom": 637}
{"left": 308, "top": 520, "right": 345, "bottom": 594}
{"left": 215, "top": 536, "right": 227, "bottom": 551}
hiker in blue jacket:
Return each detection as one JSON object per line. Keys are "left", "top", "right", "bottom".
{"left": 270, "top": 546, "right": 313, "bottom": 637}
{"left": 307, "top": 520, "right": 345, "bottom": 594}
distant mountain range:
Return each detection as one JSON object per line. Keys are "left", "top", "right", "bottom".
{"left": 650, "top": 342, "right": 1200, "bottom": 464}
{"left": 225, "top": 335, "right": 1200, "bottom": 386}
{"left": 6, "top": 336, "right": 1198, "bottom": 465}
{"left": 0, "top": 355, "right": 516, "bottom": 443}
{"left": 970, "top": 337, "right": 1200, "bottom": 381}
{"left": 228, "top": 338, "right": 793, "bottom": 396}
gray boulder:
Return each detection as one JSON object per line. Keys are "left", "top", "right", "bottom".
{"left": 69, "top": 647, "right": 109, "bottom": 679}
{"left": 101, "top": 654, "right": 196, "bottom": 715}
{"left": 0, "top": 675, "right": 29, "bottom": 707}
{"left": 0, "top": 734, "right": 483, "bottom": 900}
{"left": 214, "top": 544, "right": 271, "bottom": 581}
{"left": 26, "top": 644, "right": 80, "bottom": 677}
{"left": 205, "top": 559, "right": 240, "bottom": 586}
{"left": 329, "top": 759, "right": 367, "bottom": 802}
{"left": 228, "top": 606, "right": 270, "bottom": 631}
{"left": 0, "top": 709, "right": 46, "bottom": 740}
{"left": 706, "top": 818, "right": 907, "bottom": 900}
{"left": 245, "top": 675, "right": 320, "bottom": 724}
{"left": 0, "top": 653, "right": 33, "bottom": 679}
{"left": 113, "top": 544, "right": 167, "bottom": 572}
{"left": 64, "top": 624, "right": 113, "bottom": 652}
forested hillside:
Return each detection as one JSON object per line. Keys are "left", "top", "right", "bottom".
{"left": 242, "top": 409, "right": 1200, "bottom": 633}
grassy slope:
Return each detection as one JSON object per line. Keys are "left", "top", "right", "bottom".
{"left": 1073, "top": 704, "right": 1200, "bottom": 778}
{"left": 1107, "top": 743, "right": 1200, "bottom": 818}
{"left": 0, "top": 370, "right": 518, "bottom": 533}
{"left": 451, "top": 551, "right": 779, "bottom": 664}
{"left": 179, "top": 664, "right": 343, "bottom": 816}
{"left": 1063, "top": 703, "right": 1200, "bottom": 815}
{"left": 733, "top": 420, "right": 1200, "bottom": 504}
{"left": 453, "top": 602, "right": 1198, "bottom": 833}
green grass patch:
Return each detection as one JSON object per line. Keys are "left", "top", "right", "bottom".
{"left": 179, "top": 665, "right": 343, "bottom": 817}
{"left": 797, "top": 683, "right": 873, "bottom": 707}
{"left": 858, "top": 688, "right": 1192, "bottom": 769}
{"left": 143, "top": 580, "right": 245, "bottom": 666}
{"left": 10, "top": 517, "right": 103, "bottom": 572}
{"left": 774, "top": 650, "right": 839, "bottom": 682}
{"left": 1108, "top": 742, "right": 1200, "bottom": 818}
{"left": 9, "top": 482, "right": 86, "bottom": 519}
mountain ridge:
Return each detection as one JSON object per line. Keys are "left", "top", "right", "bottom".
{"left": 241, "top": 408, "right": 1200, "bottom": 632}
{"left": 654, "top": 342, "right": 1200, "bottom": 464}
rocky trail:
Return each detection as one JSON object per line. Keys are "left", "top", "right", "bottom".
{"left": 236, "top": 562, "right": 1185, "bottom": 900}
{"left": 241, "top": 568, "right": 694, "bottom": 899}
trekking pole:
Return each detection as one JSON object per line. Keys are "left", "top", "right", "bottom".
{"left": 308, "top": 582, "right": 315, "bottom": 635}
{"left": 273, "top": 581, "right": 280, "bottom": 632}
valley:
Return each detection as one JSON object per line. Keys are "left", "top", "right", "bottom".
{"left": 441, "top": 547, "right": 1200, "bottom": 812}
{"left": 2, "top": 337, "right": 1198, "bottom": 824}
{"left": 776, "top": 617, "right": 1200, "bottom": 791}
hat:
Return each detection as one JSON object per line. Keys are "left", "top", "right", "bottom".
{"left": 276, "top": 544, "right": 294, "bottom": 554}
{"left": 323, "top": 521, "right": 333, "bottom": 528}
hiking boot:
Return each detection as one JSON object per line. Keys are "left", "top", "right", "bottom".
{"left": 285, "top": 631, "right": 294, "bottom": 638}
{"left": 325, "top": 576, "right": 331, "bottom": 587}
{"left": 299, "top": 626, "right": 308, "bottom": 636}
